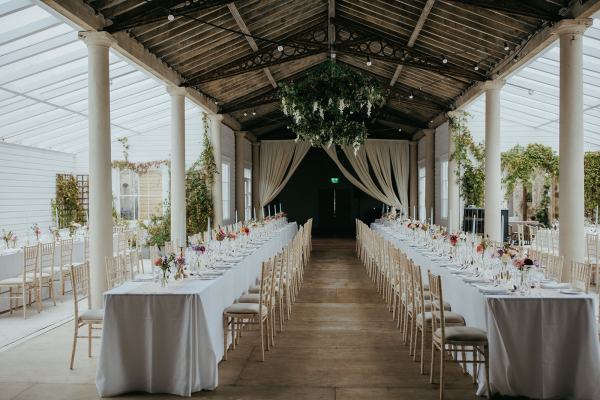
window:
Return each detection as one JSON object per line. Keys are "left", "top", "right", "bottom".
{"left": 440, "top": 158, "right": 448, "bottom": 220}
{"left": 418, "top": 164, "right": 426, "bottom": 222}
{"left": 221, "top": 162, "right": 231, "bottom": 221}
{"left": 244, "top": 167, "right": 252, "bottom": 220}
{"left": 119, "top": 169, "right": 163, "bottom": 221}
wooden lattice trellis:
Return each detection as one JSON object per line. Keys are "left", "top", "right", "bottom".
{"left": 77, "top": 174, "right": 89, "bottom": 223}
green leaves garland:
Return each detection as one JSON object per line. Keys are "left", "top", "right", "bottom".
{"left": 279, "top": 61, "right": 385, "bottom": 150}
{"left": 52, "top": 175, "right": 85, "bottom": 228}
{"left": 112, "top": 160, "right": 170, "bottom": 174}
{"left": 584, "top": 151, "right": 600, "bottom": 218}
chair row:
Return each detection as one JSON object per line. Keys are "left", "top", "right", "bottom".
{"left": 222, "top": 219, "right": 312, "bottom": 362}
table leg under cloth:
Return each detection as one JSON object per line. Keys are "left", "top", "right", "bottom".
{"left": 372, "top": 223, "right": 600, "bottom": 400}
{"left": 96, "top": 222, "right": 298, "bottom": 397}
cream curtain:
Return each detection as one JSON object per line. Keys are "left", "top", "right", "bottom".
{"left": 259, "top": 140, "right": 310, "bottom": 211}
{"left": 323, "top": 140, "right": 409, "bottom": 210}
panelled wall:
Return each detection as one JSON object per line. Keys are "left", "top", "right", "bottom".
{"left": 0, "top": 142, "right": 75, "bottom": 237}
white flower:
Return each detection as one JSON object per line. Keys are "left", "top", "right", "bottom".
{"left": 319, "top": 108, "right": 324, "bottom": 119}
{"left": 313, "top": 101, "right": 318, "bottom": 112}
{"left": 338, "top": 98, "right": 345, "bottom": 112}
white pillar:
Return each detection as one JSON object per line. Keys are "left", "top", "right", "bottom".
{"left": 409, "top": 141, "right": 418, "bottom": 219}
{"left": 252, "top": 142, "right": 260, "bottom": 220}
{"left": 447, "top": 118, "right": 459, "bottom": 232}
{"left": 424, "top": 129, "right": 435, "bottom": 222}
{"left": 483, "top": 79, "right": 505, "bottom": 242}
{"left": 79, "top": 31, "right": 113, "bottom": 309}
{"left": 556, "top": 19, "right": 592, "bottom": 280}
{"left": 168, "top": 86, "right": 186, "bottom": 248}
{"left": 235, "top": 131, "right": 246, "bottom": 222}
{"left": 210, "top": 114, "right": 224, "bottom": 227}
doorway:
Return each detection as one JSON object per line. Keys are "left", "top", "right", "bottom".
{"left": 317, "top": 186, "right": 353, "bottom": 237}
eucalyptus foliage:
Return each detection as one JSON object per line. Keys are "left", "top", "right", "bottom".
{"left": 279, "top": 61, "right": 385, "bottom": 151}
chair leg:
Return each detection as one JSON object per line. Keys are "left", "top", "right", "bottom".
{"left": 49, "top": 280, "right": 56, "bottom": 306}
{"left": 430, "top": 342, "right": 436, "bottom": 384}
{"left": 260, "top": 318, "right": 265, "bottom": 362}
{"left": 22, "top": 287, "right": 27, "bottom": 319}
{"left": 484, "top": 345, "right": 491, "bottom": 398}
{"left": 420, "top": 325, "right": 426, "bottom": 374}
{"left": 69, "top": 323, "right": 78, "bottom": 369}
{"left": 439, "top": 346, "right": 445, "bottom": 400}
{"left": 88, "top": 324, "right": 92, "bottom": 357}
{"left": 222, "top": 315, "right": 228, "bottom": 361}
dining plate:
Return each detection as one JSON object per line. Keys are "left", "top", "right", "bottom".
{"left": 560, "top": 289, "right": 583, "bottom": 295}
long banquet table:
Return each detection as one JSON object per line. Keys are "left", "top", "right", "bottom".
{"left": 96, "top": 222, "right": 298, "bottom": 397}
{"left": 373, "top": 222, "right": 600, "bottom": 400}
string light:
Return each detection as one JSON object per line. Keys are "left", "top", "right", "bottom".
{"left": 504, "top": 42, "right": 510, "bottom": 51}
{"left": 408, "top": 93, "right": 414, "bottom": 99}
{"left": 243, "top": 112, "right": 247, "bottom": 117}
{"left": 277, "top": 45, "right": 284, "bottom": 52}
{"left": 441, "top": 55, "right": 448, "bottom": 64}
{"left": 474, "top": 65, "right": 479, "bottom": 71}
{"left": 366, "top": 56, "right": 372, "bottom": 67}
{"left": 167, "top": 14, "right": 175, "bottom": 21}
{"left": 252, "top": 111, "right": 257, "bottom": 116}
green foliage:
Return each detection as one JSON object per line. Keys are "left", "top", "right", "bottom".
{"left": 501, "top": 143, "right": 558, "bottom": 195}
{"left": 449, "top": 111, "right": 485, "bottom": 207}
{"left": 532, "top": 183, "right": 551, "bottom": 227}
{"left": 139, "top": 201, "right": 171, "bottom": 247}
{"left": 584, "top": 151, "right": 600, "bottom": 218}
{"left": 53, "top": 175, "right": 85, "bottom": 228}
{"left": 186, "top": 113, "right": 217, "bottom": 236}
{"left": 279, "top": 61, "right": 385, "bottom": 149}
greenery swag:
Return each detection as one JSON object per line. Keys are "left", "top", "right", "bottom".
{"left": 584, "top": 151, "right": 600, "bottom": 218}
{"left": 279, "top": 61, "right": 385, "bottom": 150}
{"left": 52, "top": 174, "right": 85, "bottom": 228}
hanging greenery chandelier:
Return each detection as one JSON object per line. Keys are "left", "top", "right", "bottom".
{"left": 279, "top": 61, "right": 385, "bottom": 152}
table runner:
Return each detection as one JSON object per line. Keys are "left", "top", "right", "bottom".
{"left": 372, "top": 223, "right": 600, "bottom": 400}
{"left": 96, "top": 222, "right": 297, "bottom": 397}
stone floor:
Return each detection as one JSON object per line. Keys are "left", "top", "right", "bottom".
{"left": 0, "top": 238, "right": 482, "bottom": 399}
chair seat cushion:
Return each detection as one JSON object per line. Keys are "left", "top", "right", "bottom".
{"left": 224, "top": 303, "right": 267, "bottom": 316}
{"left": 434, "top": 326, "right": 488, "bottom": 343}
{"left": 408, "top": 300, "right": 451, "bottom": 313}
{"left": 79, "top": 308, "right": 104, "bottom": 322}
{"left": 416, "top": 311, "right": 465, "bottom": 325}
{"left": 0, "top": 276, "right": 34, "bottom": 285}
{"left": 238, "top": 293, "right": 260, "bottom": 303}
{"left": 20, "top": 272, "right": 52, "bottom": 279}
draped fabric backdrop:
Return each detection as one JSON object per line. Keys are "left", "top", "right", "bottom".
{"left": 259, "top": 140, "right": 310, "bottom": 214}
{"left": 322, "top": 140, "right": 409, "bottom": 210}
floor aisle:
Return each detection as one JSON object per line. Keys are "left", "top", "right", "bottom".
{"left": 0, "top": 238, "right": 481, "bottom": 399}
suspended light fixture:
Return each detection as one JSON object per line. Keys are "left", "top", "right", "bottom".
{"left": 243, "top": 112, "right": 248, "bottom": 117}
{"left": 252, "top": 110, "right": 257, "bottom": 116}
{"left": 474, "top": 65, "right": 479, "bottom": 71}
{"left": 167, "top": 14, "right": 175, "bottom": 21}
{"left": 408, "top": 93, "right": 414, "bottom": 99}
{"left": 504, "top": 42, "right": 510, "bottom": 51}
{"left": 441, "top": 55, "right": 448, "bottom": 64}
{"left": 366, "top": 56, "right": 372, "bottom": 67}
{"left": 398, "top": 128, "right": 402, "bottom": 132}
{"left": 330, "top": 51, "right": 336, "bottom": 59}
{"left": 277, "top": 45, "right": 284, "bottom": 52}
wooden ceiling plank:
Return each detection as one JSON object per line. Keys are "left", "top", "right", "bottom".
{"left": 449, "top": 0, "right": 563, "bottom": 21}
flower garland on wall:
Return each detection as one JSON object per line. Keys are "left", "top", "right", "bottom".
{"left": 279, "top": 61, "right": 385, "bottom": 151}
{"left": 111, "top": 160, "right": 170, "bottom": 174}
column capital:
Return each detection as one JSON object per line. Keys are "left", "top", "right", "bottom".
{"left": 235, "top": 130, "right": 248, "bottom": 138}
{"left": 167, "top": 85, "right": 187, "bottom": 97}
{"left": 480, "top": 79, "right": 506, "bottom": 92}
{"left": 553, "top": 18, "right": 593, "bottom": 37}
{"left": 78, "top": 31, "right": 114, "bottom": 47}
{"left": 252, "top": 141, "right": 261, "bottom": 148}
{"left": 209, "top": 113, "right": 224, "bottom": 122}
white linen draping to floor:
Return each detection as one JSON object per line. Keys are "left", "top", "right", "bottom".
{"left": 373, "top": 223, "right": 600, "bottom": 400}
{"left": 96, "top": 222, "right": 298, "bottom": 397}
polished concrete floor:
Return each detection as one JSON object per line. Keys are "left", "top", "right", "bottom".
{"left": 0, "top": 238, "right": 481, "bottom": 399}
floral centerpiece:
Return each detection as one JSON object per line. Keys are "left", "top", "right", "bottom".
{"left": 513, "top": 257, "right": 535, "bottom": 270}
{"left": 153, "top": 254, "right": 174, "bottom": 287}
{"left": 215, "top": 228, "right": 226, "bottom": 242}
{"left": 227, "top": 231, "right": 237, "bottom": 240}
{"left": 192, "top": 244, "right": 206, "bottom": 254}
{"left": 49, "top": 226, "right": 60, "bottom": 241}
{"left": 31, "top": 223, "right": 42, "bottom": 241}
{"left": 240, "top": 226, "right": 250, "bottom": 236}
{"left": 476, "top": 238, "right": 491, "bottom": 254}
{"left": 68, "top": 222, "right": 81, "bottom": 237}
{"left": 173, "top": 254, "right": 186, "bottom": 280}
{"left": 2, "top": 230, "right": 16, "bottom": 248}
{"left": 496, "top": 244, "right": 518, "bottom": 264}
{"left": 279, "top": 61, "right": 385, "bottom": 152}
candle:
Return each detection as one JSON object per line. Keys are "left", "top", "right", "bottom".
{"left": 431, "top": 207, "right": 434, "bottom": 225}
{"left": 595, "top": 205, "right": 598, "bottom": 226}
{"left": 253, "top": 207, "right": 256, "bottom": 220}
{"left": 413, "top": 206, "right": 416, "bottom": 220}
{"left": 279, "top": 202, "right": 282, "bottom": 213}
{"left": 235, "top": 209, "right": 238, "bottom": 224}
{"left": 501, "top": 214, "right": 504, "bottom": 243}
{"left": 268, "top": 204, "right": 271, "bottom": 217}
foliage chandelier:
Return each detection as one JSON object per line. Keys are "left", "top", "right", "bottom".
{"left": 279, "top": 61, "right": 385, "bottom": 151}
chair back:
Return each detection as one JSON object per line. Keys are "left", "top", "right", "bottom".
{"left": 60, "top": 238, "right": 74, "bottom": 267}
{"left": 586, "top": 234, "right": 599, "bottom": 265}
{"left": 411, "top": 262, "right": 427, "bottom": 321}
{"left": 39, "top": 241, "right": 55, "bottom": 276}
{"left": 105, "top": 255, "right": 126, "bottom": 289}
{"left": 428, "top": 272, "right": 446, "bottom": 338}
{"left": 70, "top": 261, "right": 91, "bottom": 316}
{"left": 545, "top": 254, "right": 564, "bottom": 282}
{"left": 571, "top": 261, "right": 591, "bottom": 293}
{"left": 23, "top": 244, "right": 39, "bottom": 282}
{"left": 258, "top": 259, "right": 274, "bottom": 311}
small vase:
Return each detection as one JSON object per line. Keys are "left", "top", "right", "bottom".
{"left": 160, "top": 269, "right": 169, "bottom": 288}
{"left": 518, "top": 270, "right": 530, "bottom": 295}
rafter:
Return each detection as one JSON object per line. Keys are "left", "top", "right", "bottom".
{"left": 390, "top": 0, "right": 435, "bottom": 87}
{"left": 227, "top": 2, "right": 277, "bottom": 88}
{"left": 451, "top": 0, "right": 564, "bottom": 21}
{"left": 104, "top": 0, "right": 234, "bottom": 33}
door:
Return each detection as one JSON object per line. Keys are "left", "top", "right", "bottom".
{"left": 317, "top": 186, "right": 353, "bottom": 237}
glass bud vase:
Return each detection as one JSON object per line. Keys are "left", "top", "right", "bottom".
{"left": 160, "top": 268, "right": 170, "bottom": 288}
{"left": 518, "top": 269, "right": 530, "bottom": 295}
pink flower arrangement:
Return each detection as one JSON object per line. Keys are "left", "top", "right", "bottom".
{"left": 449, "top": 234, "right": 459, "bottom": 246}
{"left": 227, "top": 231, "right": 237, "bottom": 240}
{"left": 215, "top": 229, "right": 226, "bottom": 241}
{"left": 240, "top": 226, "right": 250, "bottom": 235}
{"left": 31, "top": 224, "right": 42, "bottom": 240}
{"left": 513, "top": 257, "right": 535, "bottom": 271}
{"left": 192, "top": 245, "right": 206, "bottom": 254}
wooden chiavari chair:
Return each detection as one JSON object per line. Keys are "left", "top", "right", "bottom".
{"left": 586, "top": 234, "right": 599, "bottom": 288}
{"left": 545, "top": 254, "right": 564, "bottom": 282}
{"left": 105, "top": 255, "right": 127, "bottom": 289}
{"left": 59, "top": 238, "right": 74, "bottom": 295}
{"left": 69, "top": 262, "right": 103, "bottom": 369}
{"left": 38, "top": 241, "right": 57, "bottom": 307}
{"left": 0, "top": 244, "right": 40, "bottom": 317}
{"left": 571, "top": 261, "right": 592, "bottom": 293}
{"left": 428, "top": 272, "right": 490, "bottom": 400}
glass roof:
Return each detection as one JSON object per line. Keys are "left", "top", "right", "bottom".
{"left": 467, "top": 18, "right": 600, "bottom": 152}
{"left": 0, "top": 0, "right": 208, "bottom": 163}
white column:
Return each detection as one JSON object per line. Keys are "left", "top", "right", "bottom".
{"left": 483, "top": 79, "right": 505, "bottom": 242}
{"left": 210, "top": 114, "right": 224, "bottom": 227}
{"left": 79, "top": 31, "right": 113, "bottom": 309}
{"left": 409, "top": 141, "right": 418, "bottom": 219}
{"left": 168, "top": 86, "right": 186, "bottom": 248}
{"left": 252, "top": 142, "right": 260, "bottom": 220}
{"left": 235, "top": 131, "right": 246, "bottom": 222}
{"left": 447, "top": 118, "right": 459, "bottom": 232}
{"left": 424, "top": 129, "right": 435, "bottom": 222}
{"left": 556, "top": 19, "right": 592, "bottom": 280}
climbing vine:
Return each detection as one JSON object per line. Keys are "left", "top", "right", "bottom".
{"left": 584, "top": 151, "right": 600, "bottom": 218}
{"left": 52, "top": 174, "right": 85, "bottom": 228}
{"left": 449, "top": 111, "right": 485, "bottom": 207}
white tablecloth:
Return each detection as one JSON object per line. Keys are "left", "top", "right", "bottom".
{"left": 96, "top": 222, "right": 298, "bottom": 397}
{"left": 373, "top": 223, "right": 600, "bottom": 400}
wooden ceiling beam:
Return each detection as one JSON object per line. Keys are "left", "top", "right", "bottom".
{"left": 104, "top": 0, "right": 234, "bottom": 33}
{"left": 227, "top": 2, "right": 277, "bottom": 88}
{"left": 390, "top": 0, "right": 435, "bottom": 87}
{"left": 449, "top": 0, "right": 565, "bottom": 21}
